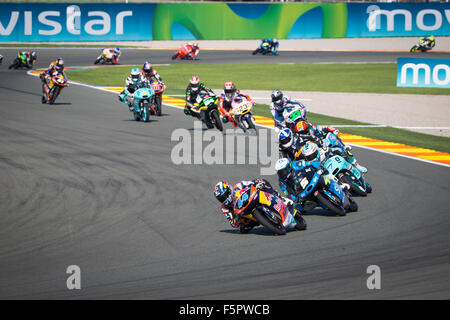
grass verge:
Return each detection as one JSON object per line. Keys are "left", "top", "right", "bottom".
{"left": 65, "top": 64, "right": 450, "bottom": 153}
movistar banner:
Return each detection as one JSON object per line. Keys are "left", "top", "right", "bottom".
{"left": 1, "top": 2, "right": 449, "bottom": 42}
{"left": 397, "top": 57, "right": 450, "bottom": 88}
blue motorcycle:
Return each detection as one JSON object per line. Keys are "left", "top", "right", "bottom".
{"left": 323, "top": 155, "right": 369, "bottom": 197}
{"left": 293, "top": 165, "right": 357, "bottom": 216}
{"left": 131, "top": 85, "right": 154, "bottom": 122}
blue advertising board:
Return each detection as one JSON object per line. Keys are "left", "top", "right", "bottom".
{"left": 397, "top": 57, "right": 450, "bottom": 88}
{"left": 0, "top": 2, "right": 449, "bottom": 42}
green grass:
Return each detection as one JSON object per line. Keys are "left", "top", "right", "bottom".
{"left": 66, "top": 63, "right": 450, "bottom": 96}
{"left": 65, "top": 64, "right": 450, "bottom": 154}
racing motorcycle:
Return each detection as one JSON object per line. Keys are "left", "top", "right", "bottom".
{"left": 410, "top": 38, "right": 434, "bottom": 53}
{"left": 293, "top": 165, "right": 358, "bottom": 216}
{"left": 323, "top": 155, "right": 370, "bottom": 197}
{"left": 150, "top": 80, "right": 166, "bottom": 116}
{"left": 229, "top": 96, "right": 256, "bottom": 133}
{"left": 130, "top": 85, "right": 154, "bottom": 122}
{"left": 171, "top": 45, "right": 199, "bottom": 60}
{"left": 252, "top": 40, "right": 277, "bottom": 56}
{"left": 234, "top": 185, "right": 306, "bottom": 235}
{"left": 189, "top": 89, "right": 223, "bottom": 131}
{"left": 94, "top": 49, "right": 121, "bottom": 65}
{"left": 42, "top": 72, "right": 69, "bottom": 105}
{"left": 8, "top": 52, "right": 35, "bottom": 69}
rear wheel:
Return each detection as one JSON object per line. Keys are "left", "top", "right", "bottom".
{"left": 211, "top": 109, "right": 223, "bottom": 132}
{"left": 253, "top": 208, "right": 286, "bottom": 235}
{"left": 316, "top": 192, "right": 346, "bottom": 216}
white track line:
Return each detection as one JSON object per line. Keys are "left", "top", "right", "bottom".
{"left": 26, "top": 70, "right": 450, "bottom": 168}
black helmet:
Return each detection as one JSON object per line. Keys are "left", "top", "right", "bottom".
{"left": 214, "top": 181, "right": 232, "bottom": 204}
{"left": 55, "top": 58, "right": 64, "bottom": 70}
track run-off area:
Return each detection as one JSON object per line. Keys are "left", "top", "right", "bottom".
{"left": 0, "top": 48, "right": 449, "bottom": 299}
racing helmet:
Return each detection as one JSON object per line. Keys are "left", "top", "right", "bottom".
{"left": 115, "top": 47, "right": 120, "bottom": 52}
{"left": 142, "top": 61, "right": 152, "bottom": 75}
{"left": 295, "top": 120, "right": 310, "bottom": 135}
{"left": 193, "top": 42, "right": 199, "bottom": 49}
{"left": 190, "top": 76, "right": 200, "bottom": 92}
{"left": 30, "top": 51, "right": 37, "bottom": 63}
{"left": 271, "top": 89, "right": 284, "bottom": 110}
{"left": 130, "top": 67, "right": 140, "bottom": 82}
{"left": 214, "top": 181, "right": 232, "bottom": 204}
{"left": 55, "top": 58, "right": 64, "bottom": 70}
{"left": 301, "top": 142, "right": 320, "bottom": 162}
{"left": 224, "top": 82, "right": 236, "bottom": 97}
{"left": 275, "top": 158, "right": 292, "bottom": 180}
{"left": 429, "top": 36, "right": 435, "bottom": 41}
{"left": 279, "top": 128, "right": 294, "bottom": 148}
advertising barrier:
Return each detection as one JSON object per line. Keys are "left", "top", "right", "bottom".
{"left": 1, "top": 2, "right": 449, "bottom": 42}
{"left": 397, "top": 57, "right": 450, "bottom": 88}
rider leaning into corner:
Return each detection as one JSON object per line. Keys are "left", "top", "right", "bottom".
{"left": 140, "top": 61, "right": 163, "bottom": 83}
{"left": 420, "top": 35, "right": 435, "bottom": 49}
{"left": 219, "top": 81, "right": 255, "bottom": 127}
{"left": 184, "top": 76, "right": 210, "bottom": 116}
{"left": 39, "top": 57, "right": 67, "bottom": 102}
{"left": 118, "top": 67, "right": 148, "bottom": 111}
{"left": 214, "top": 179, "right": 305, "bottom": 234}
{"left": 270, "top": 89, "right": 307, "bottom": 132}
{"left": 102, "top": 47, "right": 121, "bottom": 62}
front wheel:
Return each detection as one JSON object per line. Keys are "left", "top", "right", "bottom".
{"left": 142, "top": 103, "right": 150, "bottom": 122}
{"left": 156, "top": 94, "right": 162, "bottom": 116}
{"left": 410, "top": 46, "right": 418, "bottom": 53}
{"left": 171, "top": 54, "right": 178, "bottom": 60}
{"left": 316, "top": 192, "right": 346, "bottom": 216}
{"left": 341, "top": 172, "right": 367, "bottom": 197}
{"left": 253, "top": 208, "right": 287, "bottom": 235}
{"left": 211, "top": 109, "right": 223, "bottom": 132}
{"left": 245, "top": 115, "right": 256, "bottom": 130}
{"left": 48, "top": 87, "right": 60, "bottom": 105}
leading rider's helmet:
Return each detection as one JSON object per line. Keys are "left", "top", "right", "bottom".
{"left": 275, "top": 158, "right": 292, "bottom": 180}
{"left": 214, "top": 181, "right": 232, "bottom": 205}
{"left": 130, "top": 67, "right": 140, "bottom": 82}
{"left": 190, "top": 76, "right": 200, "bottom": 92}
{"left": 301, "top": 142, "right": 320, "bottom": 162}
{"left": 142, "top": 61, "right": 152, "bottom": 76}
{"left": 279, "top": 128, "right": 294, "bottom": 148}
{"left": 271, "top": 89, "right": 284, "bottom": 110}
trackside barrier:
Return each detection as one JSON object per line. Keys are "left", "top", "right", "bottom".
{"left": 397, "top": 57, "right": 450, "bottom": 88}
{"left": 1, "top": 2, "right": 449, "bottom": 42}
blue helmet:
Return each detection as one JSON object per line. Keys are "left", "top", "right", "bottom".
{"left": 279, "top": 128, "right": 293, "bottom": 148}
{"left": 115, "top": 47, "right": 120, "bottom": 52}
{"left": 275, "top": 158, "right": 292, "bottom": 180}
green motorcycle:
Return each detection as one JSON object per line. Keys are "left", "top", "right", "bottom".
{"left": 188, "top": 89, "right": 223, "bottom": 131}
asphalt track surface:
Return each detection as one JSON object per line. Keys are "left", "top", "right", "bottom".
{"left": 0, "top": 48, "right": 449, "bottom": 299}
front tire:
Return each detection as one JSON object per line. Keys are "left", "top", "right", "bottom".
{"left": 156, "top": 95, "right": 162, "bottom": 116}
{"left": 342, "top": 172, "right": 367, "bottom": 197}
{"left": 253, "top": 208, "right": 287, "bottom": 235}
{"left": 316, "top": 192, "right": 346, "bottom": 216}
{"left": 211, "top": 109, "right": 223, "bottom": 132}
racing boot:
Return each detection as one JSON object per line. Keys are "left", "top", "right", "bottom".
{"left": 128, "top": 102, "right": 134, "bottom": 112}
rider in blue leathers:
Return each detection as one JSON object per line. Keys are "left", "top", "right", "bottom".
{"left": 270, "top": 89, "right": 307, "bottom": 131}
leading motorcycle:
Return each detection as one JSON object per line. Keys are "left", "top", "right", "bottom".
{"left": 234, "top": 185, "right": 306, "bottom": 235}
{"left": 9, "top": 52, "right": 35, "bottom": 69}
{"left": 229, "top": 96, "right": 256, "bottom": 133}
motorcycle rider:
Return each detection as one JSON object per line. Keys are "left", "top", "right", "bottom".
{"left": 219, "top": 81, "right": 254, "bottom": 126}
{"left": 420, "top": 36, "right": 435, "bottom": 50}
{"left": 270, "top": 89, "right": 307, "bottom": 132}
{"left": 140, "top": 61, "right": 163, "bottom": 83}
{"left": 102, "top": 47, "right": 121, "bottom": 63}
{"left": 10, "top": 50, "right": 37, "bottom": 69}
{"left": 275, "top": 157, "right": 353, "bottom": 213}
{"left": 186, "top": 42, "right": 200, "bottom": 59}
{"left": 118, "top": 67, "right": 149, "bottom": 111}
{"left": 39, "top": 58, "right": 67, "bottom": 101}
{"left": 269, "top": 39, "right": 279, "bottom": 55}
{"left": 184, "top": 76, "right": 210, "bottom": 116}
{"left": 295, "top": 122, "right": 368, "bottom": 173}
{"left": 278, "top": 128, "right": 315, "bottom": 161}
{"left": 214, "top": 179, "right": 304, "bottom": 233}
